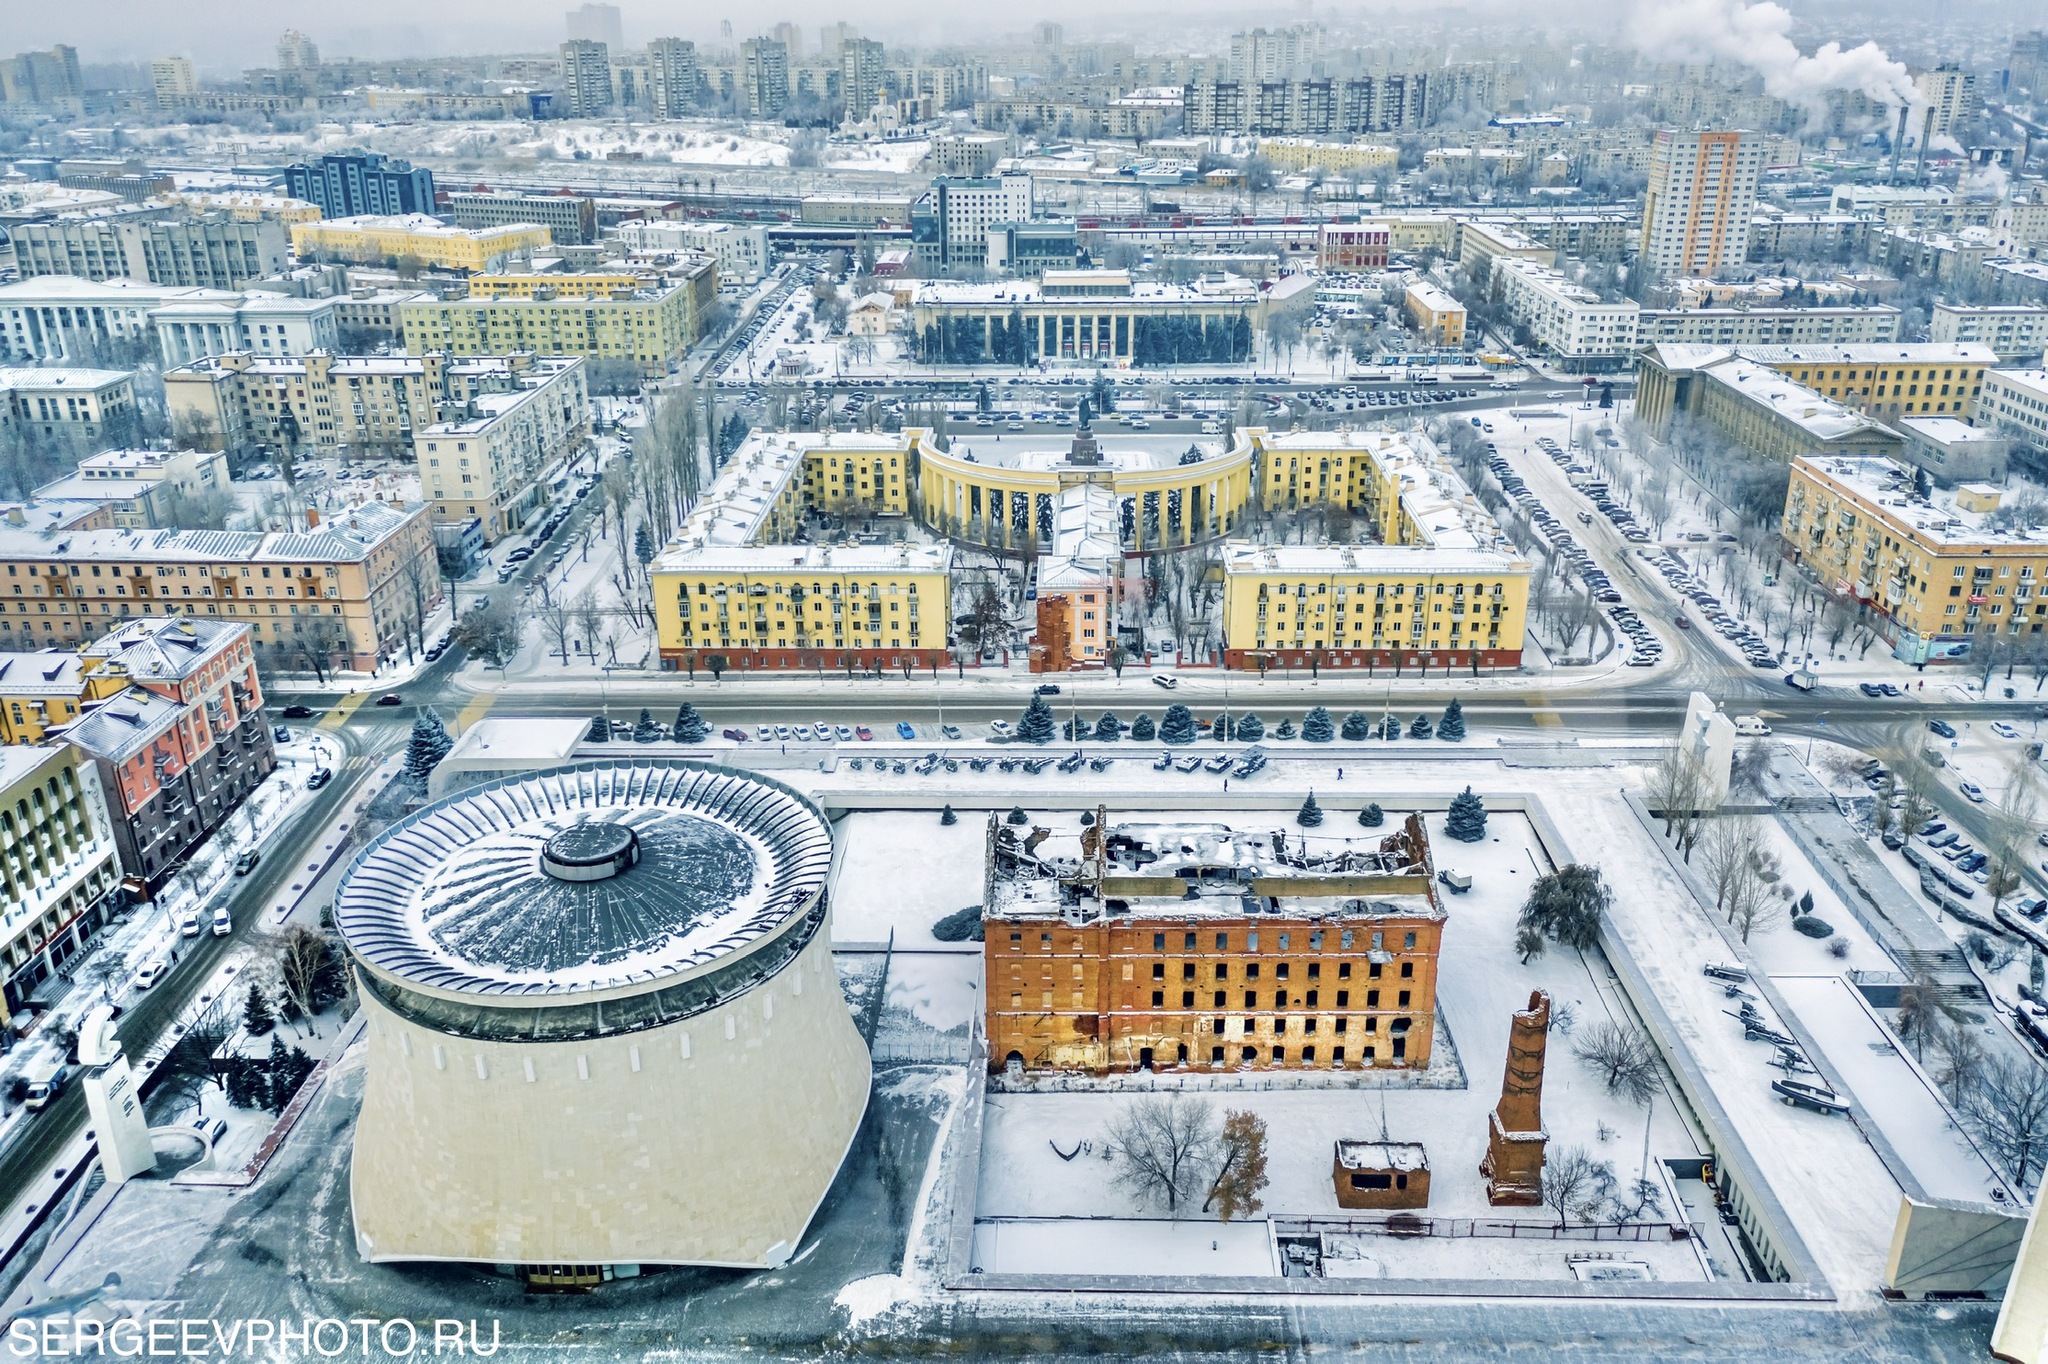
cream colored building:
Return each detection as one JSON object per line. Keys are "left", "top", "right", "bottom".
{"left": 148, "top": 57, "right": 196, "bottom": 106}
{"left": 30, "top": 447, "right": 230, "bottom": 529}
{"left": 0, "top": 501, "right": 439, "bottom": 673}
{"left": 339, "top": 762, "right": 869, "bottom": 1271}
{"left": 415, "top": 357, "right": 589, "bottom": 541}
{"left": 164, "top": 349, "right": 566, "bottom": 460}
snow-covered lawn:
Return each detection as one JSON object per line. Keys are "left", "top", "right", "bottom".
{"left": 831, "top": 811, "right": 988, "bottom": 947}
{"left": 964, "top": 809, "right": 1708, "bottom": 1281}
{"left": 1771, "top": 973, "right": 2014, "bottom": 1205}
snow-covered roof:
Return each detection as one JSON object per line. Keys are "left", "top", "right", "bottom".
{"left": 1335, "top": 1140, "right": 1429, "bottom": 1172}
{"left": 82, "top": 616, "right": 244, "bottom": 682}
{"left": 61, "top": 687, "right": 184, "bottom": 763}
{"left": 337, "top": 762, "right": 832, "bottom": 1001}
{"left": 992, "top": 816, "right": 1443, "bottom": 924}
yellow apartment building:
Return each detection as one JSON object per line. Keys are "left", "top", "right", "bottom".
{"left": 290, "top": 214, "right": 553, "bottom": 273}
{"left": 0, "top": 742, "right": 121, "bottom": 1027}
{"left": 916, "top": 429, "right": 1256, "bottom": 554}
{"left": 1225, "top": 429, "right": 1531, "bottom": 670}
{"left": 1741, "top": 343, "right": 1998, "bottom": 422}
{"left": 653, "top": 545, "right": 952, "bottom": 675}
{"left": 0, "top": 652, "right": 85, "bottom": 743}
{"left": 462, "top": 272, "right": 649, "bottom": 300}
{"left": 1781, "top": 455, "right": 2048, "bottom": 664}
{"left": 399, "top": 259, "right": 717, "bottom": 376}
{"left": 1256, "top": 139, "right": 1400, "bottom": 175}
{"left": 651, "top": 431, "right": 953, "bottom": 673}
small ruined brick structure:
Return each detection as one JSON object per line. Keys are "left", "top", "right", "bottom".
{"left": 1480, "top": 988, "right": 1550, "bottom": 1206}
{"left": 1333, "top": 1140, "right": 1431, "bottom": 1210}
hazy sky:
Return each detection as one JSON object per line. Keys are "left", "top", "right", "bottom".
{"left": 15, "top": 0, "right": 2028, "bottom": 81}
{"left": 15, "top": 0, "right": 1297, "bottom": 68}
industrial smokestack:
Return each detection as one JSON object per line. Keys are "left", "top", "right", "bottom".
{"left": 1889, "top": 104, "right": 1910, "bottom": 184}
{"left": 1914, "top": 105, "right": 1935, "bottom": 184}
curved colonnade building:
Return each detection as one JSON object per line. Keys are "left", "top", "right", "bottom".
{"left": 337, "top": 761, "right": 869, "bottom": 1270}
{"left": 651, "top": 424, "right": 1530, "bottom": 674}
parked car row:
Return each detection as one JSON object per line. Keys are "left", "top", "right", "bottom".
{"left": 1493, "top": 438, "right": 1647, "bottom": 662}
{"left": 1651, "top": 548, "right": 1775, "bottom": 668}
{"left": 1532, "top": 436, "right": 1653, "bottom": 548}
{"left": 1604, "top": 603, "right": 1661, "bottom": 665}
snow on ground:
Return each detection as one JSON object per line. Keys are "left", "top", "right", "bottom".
{"left": 825, "top": 139, "right": 931, "bottom": 174}
{"left": 831, "top": 811, "right": 988, "bottom": 946}
{"left": 1740, "top": 818, "right": 1897, "bottom": 977}
{"left": 1318, "top": 1231, "right": 1706, "bottom": 1281}
{"left": 970, "top": 809, "right": 1708, "bottom": 1278}
{"left": 885, "top": 953, "right": 981, "bottom": 1035}
{"left": 834, "top": 1066, "right": 967, "bottom": 1326}
{"left": 972, "top": 1217, "right": 1278, "bottom": 1277}
{"left": 1559, "top": 784, "right": 1908, "bottom": 1295}
{"left": 1771, "top": 973, "right": 2014, "bottom": 1205}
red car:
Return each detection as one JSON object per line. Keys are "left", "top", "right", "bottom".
{"left": 855, "top": 726, "right": 874, "bottom": 741}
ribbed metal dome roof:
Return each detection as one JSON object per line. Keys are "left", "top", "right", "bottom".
{"left": 336, "top": 763, "right": 832, "bottom": 1000}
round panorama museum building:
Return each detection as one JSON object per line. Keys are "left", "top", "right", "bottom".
{"left": 336, "top": 762, "right": 869, "bottom": 1269}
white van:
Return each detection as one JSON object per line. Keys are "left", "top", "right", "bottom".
{"left": 1733, "top": 715, "right": 1772, "bottom": 737}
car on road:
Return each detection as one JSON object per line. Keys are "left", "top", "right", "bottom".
{"left": 306, "top": 768, "right": 332, "bottom": 790}
{"left": 281, "top": 704, "right": 315, "bottom": 719}
{"left": 1035, "top": 683, "right": 1061, "bottom": 695}
{"left": 855, "top": 726, "right": 873, "bottom": 741}
{"left": 211, "top": 907, "right": 232, "bottom": 937}
{"left": 1929, "top": 718, "right": 1957, "bottom": 739}
{"left": 1151, "top": 673, "right": 1179, "bottom": 689}
{"left": 1991, "top": 721, "right": 2021, "bottom": 739}
{"left": 233, "top": 849, "right": 260, "bottom": 875}
{"left": 375, "top": 692, "right": 403, "bottom": 706}
{"left": 134, "top": 961, "right": 165, "bottom": 990}
{"left": 1961, "top": 780, "right": 1987, "bottom": 803}
{"left": 896, "top": 721, "right": 916, "bottom": 740}
{"left": 273, "top": 724, "right": 292, "bottom": 742}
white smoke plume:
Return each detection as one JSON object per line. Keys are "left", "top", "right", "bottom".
{"left": 1627, "top": 0, "right": 1919, "bottom": 116}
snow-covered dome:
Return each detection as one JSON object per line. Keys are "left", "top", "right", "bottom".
{"left": 336, "top": 762, "right": 832, "bottom": 1001}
